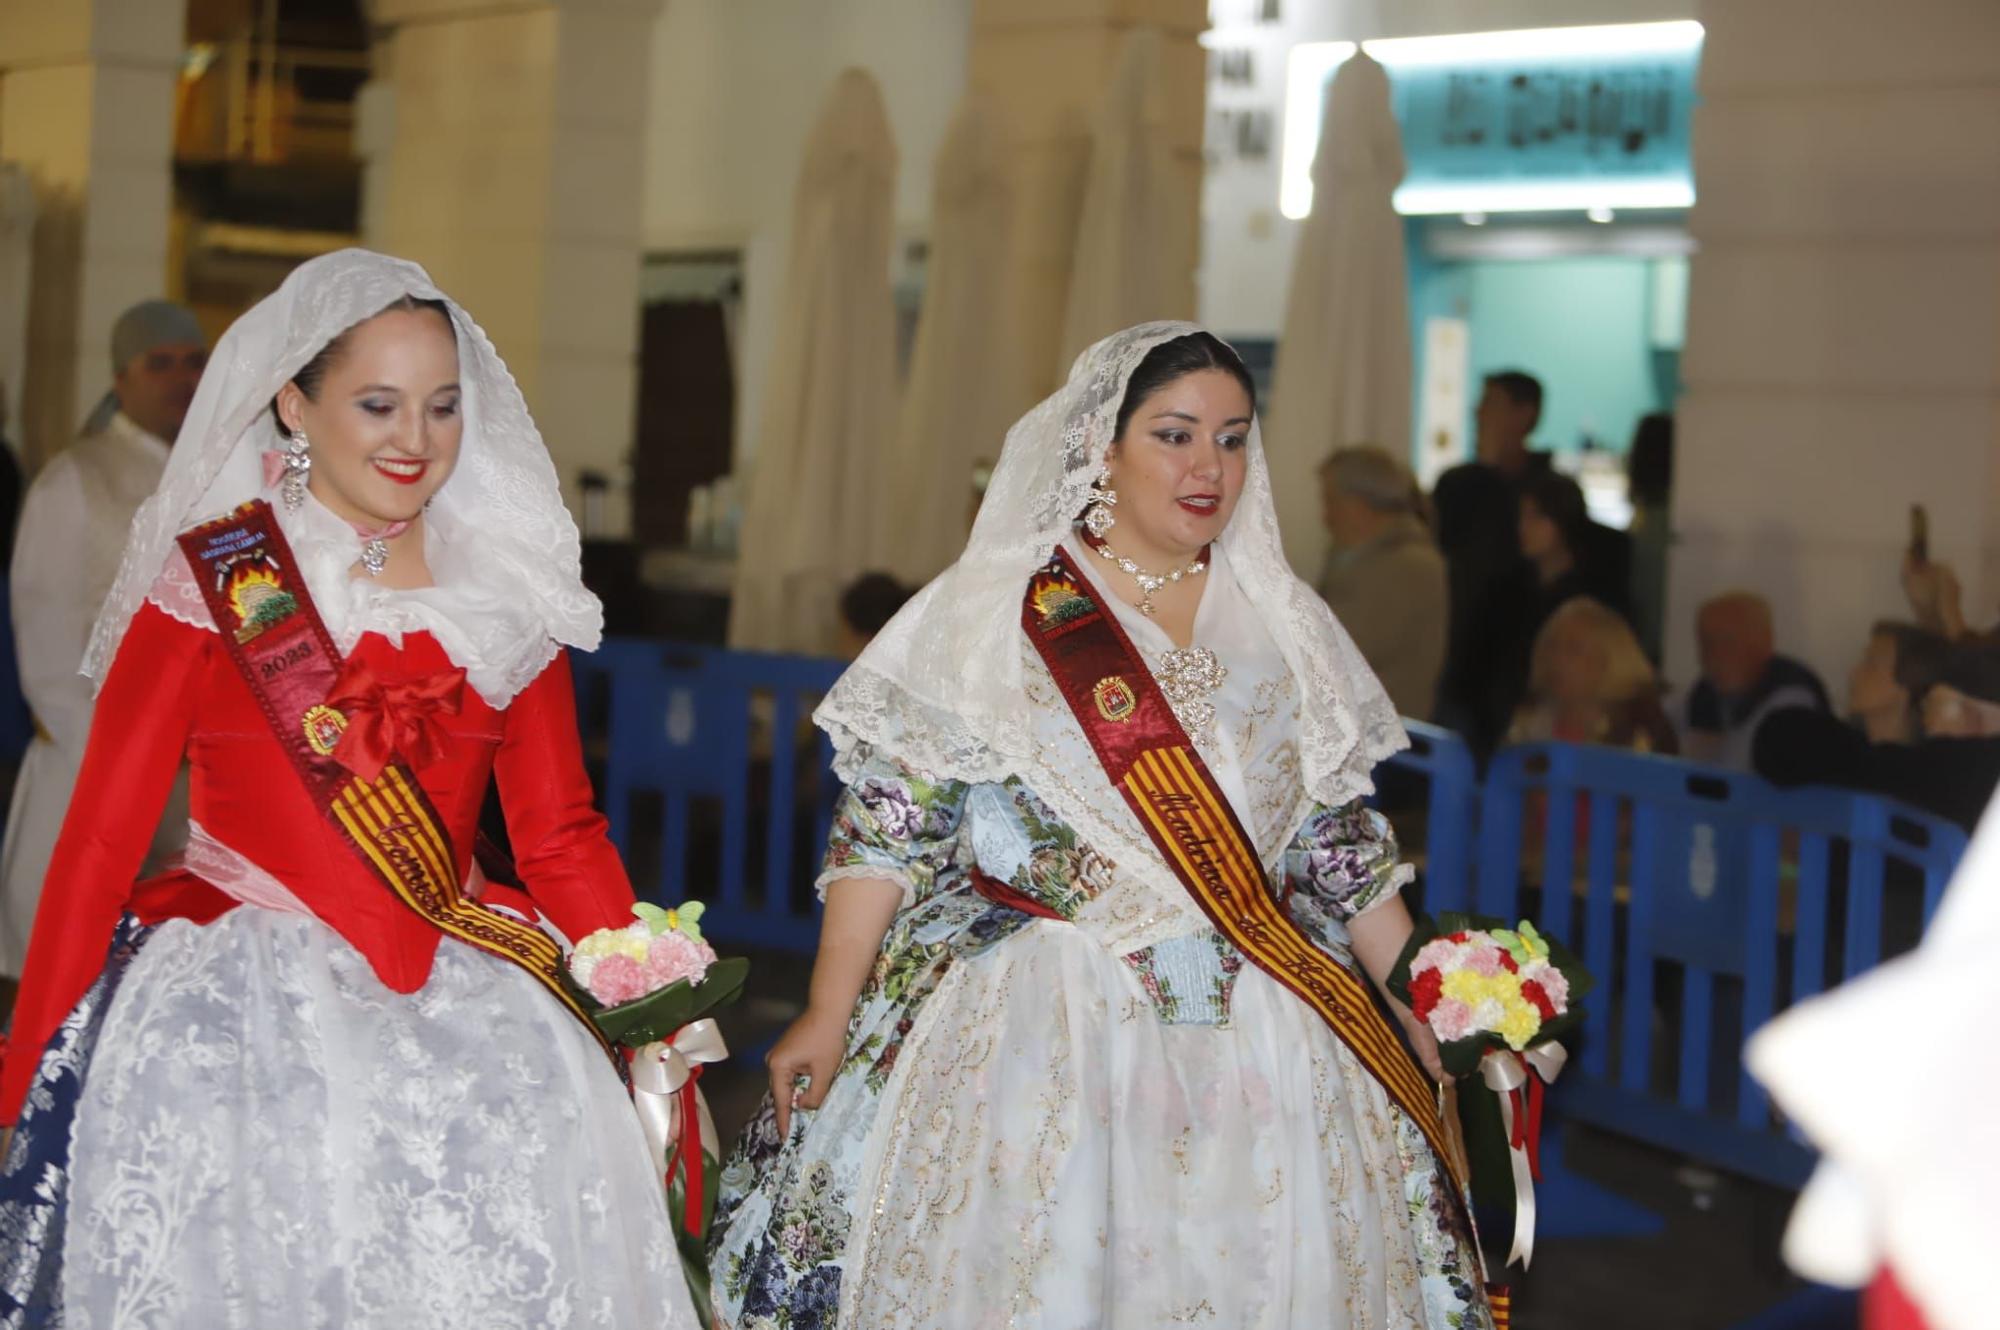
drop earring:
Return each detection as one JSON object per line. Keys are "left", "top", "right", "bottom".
{"left": 281, "top": 430, "right": 312, "bottom": 512}
{"left": 1083, "top": 465, "right": 1118, "bottom": 539}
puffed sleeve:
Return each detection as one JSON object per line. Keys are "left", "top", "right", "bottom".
{"left": 815, "top": 746, "right": 970, "bottom": 911}
{"left": 491, "top": 649, "right": 639, "bottom": 945}
{"left": 0, "top": 602, "right": 207, "bottom": 1124}
{"left": 1281, "top": 801, "right": 1414, "bottom": 943}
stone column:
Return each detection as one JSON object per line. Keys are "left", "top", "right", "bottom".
{"left": 0, "top": 0, "right": 184, "bottom": 468}
{"left": 1668, "top": 0, "right": 2000, "bottom": 690}
{"left": 360, "top": 0, "right": 661, "bottom": 536}
{"left": 967, "top": 0, "right": 1208, "bottom": 414}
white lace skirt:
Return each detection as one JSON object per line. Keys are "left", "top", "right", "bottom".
{"left": 60, "top": 909, "right": 697, "bottom": 1330}
{"left": 835, "top": 920, "right": 1484, "bottom": 1329}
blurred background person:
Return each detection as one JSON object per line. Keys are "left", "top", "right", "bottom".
{"left": 1755, "top": 622, "right": 2000, "bottom": 831}
{"left": 1508, "top": 595, "right": 1677, "bottom": 755}
{"left": 1433, "top": 369, "right": 1547, "bottom": 744}
{"left": 1626, "top": 411, "right": 1674, "bottom": 662}
{"left": 835, "top": 570, "right": 913, "bottom": 661}
{"left": 1679, "top": 591, "right": 1830, "bottom": 770}
{"left": 1454, "top": 469, "right": 1615, "bottom": 756}
{"left": 0, "top": 300, "right": 207, "bottom": 983}
{"left": 1315, "top": 444, "right": 1445, "bottom": 720}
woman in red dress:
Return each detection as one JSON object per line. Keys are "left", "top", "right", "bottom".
{"left": 0, "top": 250, "right": 699, "bottom": 1329}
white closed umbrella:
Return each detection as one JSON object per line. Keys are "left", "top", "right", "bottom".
{"left": 883, "top": 93, "right": 1015, "bottom": 583}
{"left": 728, "top": 68, "right": 900, "bottom": 654}
{"left": 1269, "top": 50, "right": 1411, "bottom": 579}
{"left": 1055, "top": 25, "right": 1193, "bottom": 375}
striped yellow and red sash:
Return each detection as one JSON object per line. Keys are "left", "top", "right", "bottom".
{"left": 177, "top": 501, "right": 613, "bottom": 1063}
{"left": 1022, "top": 545, "right": 1465, "bottom": 1193}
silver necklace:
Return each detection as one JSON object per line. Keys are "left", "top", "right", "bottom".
{"left": 1086, "top": 536, "right": 1207, "bottom": 615}
{"left": 360, "top": 537, "right": 390, "bottom": 577}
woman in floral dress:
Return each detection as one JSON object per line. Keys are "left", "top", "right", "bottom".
{"left": 709, "top": 325, "right": 1494, "bottom": 1329}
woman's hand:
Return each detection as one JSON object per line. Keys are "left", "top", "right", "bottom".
{"left": 766, "top": 1005, "right": 851, "bottom": 1138}
{"left": 765, "top": 874, "right": 903, "bottom": 1139}
{"left": 1396, "top": 1003, "right": 1449, "bottom": 1083}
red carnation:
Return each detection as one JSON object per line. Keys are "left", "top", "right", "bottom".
{"left": 1498, "top": 951, "right": 1519, "bottom": 973}
{"left": 1521, "top": 979, "right": 1558, "bottom": 1021}
{"left": 1410, "top": 968, "right": 1443, "bottom": 1020}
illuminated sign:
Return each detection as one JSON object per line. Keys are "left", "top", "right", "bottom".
{"left": 1282, "top": 21, "right": 1704, "bottom": 218}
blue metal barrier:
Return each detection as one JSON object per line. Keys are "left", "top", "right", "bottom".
{"left": 574, "top": 647, "right": 1975, "bottom": 1189}
{"left": 1380, "top": 720, "right": 1480, "bottom": 913}
{"left": 1473, "top": 742, "right": 1967, "bottom": 1188}
{"left": 575, "top": 640, "right": 845, "bottom": 952}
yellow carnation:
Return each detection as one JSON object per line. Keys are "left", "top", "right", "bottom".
{"left": 574, "top": 924, "right": 649, "bottom": 962}
{"left": 1497, "top": 997, "right": 1542, "bottom": 1050}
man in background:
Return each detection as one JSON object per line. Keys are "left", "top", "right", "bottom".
{"left": 1433, "top": 370, "right": 1633, "bottom": 753}
{"left": 1316, "top": 445, "right": 1446, "bottom": 720}
{"left": 0, "top": 300, "right": 207, "bottom": 979}
{"left": 1679, "top": 592, "right": 1831, "bottom": 770}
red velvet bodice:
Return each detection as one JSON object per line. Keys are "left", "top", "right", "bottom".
{"left": 0, "top": 600, "right": 636, "bottom": 1122}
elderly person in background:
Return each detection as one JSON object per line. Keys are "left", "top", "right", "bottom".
{"left": 1756, "top": 623, "right": 2000, "bottom": 831}
{"left": 1315, "top": 445, "right": 1446, "bottom": 719}
{"left": 0, "top": 300, "right": 207, "bottom": 979}
{"left": 1679, "top": 592, "right": 1830, "bottom": 770}
{"left": 1509, "top": 596, "right": 1677, "bottom": 755}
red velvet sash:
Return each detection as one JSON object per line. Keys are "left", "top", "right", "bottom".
{"left": 1021, "top": 545, "right": 1465, "bottom": 1193}
{"left": 175, "top": 501, "right": 612, "bottom": 1062}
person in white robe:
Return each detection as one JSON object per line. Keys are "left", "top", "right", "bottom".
{"left": 0, "top": 301, "right": 207, "bottom": 976}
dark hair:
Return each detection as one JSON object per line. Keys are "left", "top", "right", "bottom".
{"left": 1627, "top": 412, "right": 1675, "bottom": 506}
{"left": 839, "top": 572, "right": 914, "bottom": 639}
{"left": 1483, "top": 370, "right": 1544, "bottom": 415}
{"left": 269, "top": 295, "right": 455, "bottom": 436}
{"left": 1113, "top": 332, "right": 1257, "bottom": 440}
{"left": 1519, "top": 469, "right": 1592, "bottom": 560}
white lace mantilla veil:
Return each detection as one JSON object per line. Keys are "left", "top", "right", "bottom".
{"left": 816, "top": 319, "right": 1407, "bottom": 814}
{"left": 80, "top": 248, "right": 601, "bottom": 706}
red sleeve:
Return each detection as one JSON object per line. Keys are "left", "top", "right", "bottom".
{"left": 493, "top": 649, "right": 637, "bottom": 945}
{"left": 0, "top": 602, "right": 206, "bottom": 1123}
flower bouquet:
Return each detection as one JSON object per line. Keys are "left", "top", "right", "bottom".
{"left": 567, "top": 901, "right": 748, "bottom": 1326}
{"left": 1388, "top": 913, "right": 1593, "bottom": 1270}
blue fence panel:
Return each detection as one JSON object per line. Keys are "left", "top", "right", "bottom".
{"left": 1379, "top": 720, "right": 1479, "bottom": 914}
{"left": 575, "top": 641, "right": 845, "bottom": 952}
{"left": 1473, "top": 742, "right": 1966, "bottom": 1188}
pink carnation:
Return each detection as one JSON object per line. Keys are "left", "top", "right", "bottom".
{"left": 1429, "top": 997, "right": 1476, "bottom": 1042}
{"left": 1465, "top": 945, "right": 1508, "bottom": 977}
{"left": 586, "top": 953, "right": 651, "bottom": 1006}
{"left": 641, "top": 929, "right": 717, "bottom": 989}
{"left": 1411, "top": 938, "right": 1462, "bottom": 976}
{"left": 1531, "top": 965, "right": 1570, "bottom": 1011}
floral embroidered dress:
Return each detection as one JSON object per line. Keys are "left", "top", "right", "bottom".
{"left": 709, "top": 536, "right": 1491, "bottom": 1329}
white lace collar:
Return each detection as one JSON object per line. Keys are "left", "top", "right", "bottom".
{"left": 149, "top": 489, "right": 557, "bottom": 710}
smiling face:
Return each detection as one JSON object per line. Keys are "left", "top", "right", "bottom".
{"left": 275, "top": 306, "right": 462, "bottom": 528}
{"left": 1099, "top": 368, "right": 1252, "bottom": 564}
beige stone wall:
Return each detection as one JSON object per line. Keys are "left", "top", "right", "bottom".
{"left": 0, "top": 0, "right": 182, "bottom": 468}
{"left": 363, "top": 0, "right": 660, "bottom": 534}
{"left": 969, "top": 0, "right": 1206, "bottom": 411}
{"left": 1666, "top": 0, "right": 2000, "bottom": 691}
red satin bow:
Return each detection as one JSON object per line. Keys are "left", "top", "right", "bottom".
{"left": 324, "top": 657, "right": 467, "bottom": 779}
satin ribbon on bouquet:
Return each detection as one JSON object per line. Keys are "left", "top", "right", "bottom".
{"left": 631, "top": 1018, "right": 729, "bottom": 1236}
{"left": 1481, "top": 1041, "right": 1568, "bottom": 1269}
